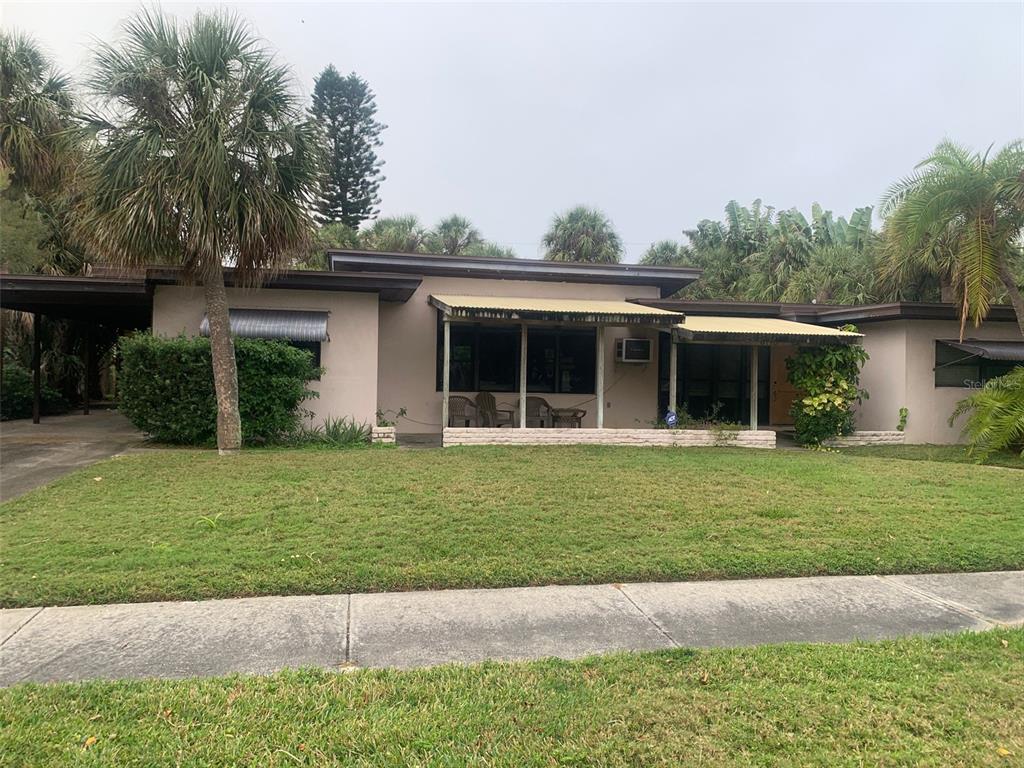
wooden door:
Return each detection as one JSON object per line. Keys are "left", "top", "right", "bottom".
{"left": 770, "top": 344, "right": 800, "bottom": 425}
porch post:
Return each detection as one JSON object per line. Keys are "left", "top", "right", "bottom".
{"left": 519, "top": 322, "right": 527, "bottom": 428}
{"left": 668, "top": 336, "right": 678, "bottom": 417}
{"left": 441, "top": 317, "right": 450, "bottom": 430}
{"left": 749, "top": 344, "right": 758, "bottom": 430}
{"left": 83, "top": 325, "right": 91, "bottom": 415}
{"left": 595, "top": 325, "right": 605, "bottom": 429}
{"left": 31, "top": 312, "right": 41, "bottom": 424}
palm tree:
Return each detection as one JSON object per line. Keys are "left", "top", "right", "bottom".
{"left": 543, "top": 206, "right": 622, "bottom": 263}
{"left": 0, "top": 31, "right": 75, "bottom": 198}
{"left": 640, "top": 240, "right": 683, "bottom": 266}
{"left": 360, "top": 214, "right": 427, "bottom": 253}
{"left": 427, "top": 215, "right": 482, "bottom": 255}
{"left": 465, "top": 241, "right": 517, "bottom": 259}
{"left": 880, "top": 140, "right": 1024, "bottom": 337}
{"left": 76, "top": 9, "right": 320, "bottom": 453}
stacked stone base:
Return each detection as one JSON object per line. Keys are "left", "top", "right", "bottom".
{"left": 371, "top": 426, "right": 396, "bottom": 445}
{"left": 823, "top": 431, "right": 905, "bottom": 447}
{"left": 443, "top": 428, "right": 777, "bottom": 449}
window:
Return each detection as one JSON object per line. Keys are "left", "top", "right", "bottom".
{"left": 436, "top": 317, "right": 596, "bottom": 393}
{"left": 288, "top": 341, "right": 322, "bottom": 379}
{"left": 934, "top": 342, "right": 1017, "bottom": 388}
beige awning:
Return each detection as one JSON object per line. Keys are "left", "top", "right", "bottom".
{"left": 672, "top": 315, "right": 862, "bottom": 343}
{"left": 430, "top": 294, "right": 685, "bottom": 324}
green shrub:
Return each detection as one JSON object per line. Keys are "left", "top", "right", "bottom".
{"left": 119, "top": 334, "right": 320, "bottom": 445}
{"left": 282, "top": 415, "right": 371, "bottom": 448}
{"left": 0, "top": 363, "right": 70, "bottom": 420}
{"left": 950, "top": 367, "right": 1024, "bottom": 460}
{"left": 786, "top": 330, "right": 869, "bottom": 446}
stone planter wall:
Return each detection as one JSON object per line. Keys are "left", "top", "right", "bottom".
{"left": 823, "top": 430, "right": 905, "bottom": 447}
{"left": 443, "top": 428, "right": 776, "bottom": 449}
{"left": 371, "top": 426, "right": 396, "bottom": 445}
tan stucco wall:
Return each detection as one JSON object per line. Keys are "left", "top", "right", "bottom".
{"left": 152, "top": 285, "right": 379, "bottom": 426}
{"left": 854, "top": 318, "right": 1022, "bottom": 443}
{"left": 377, "top": 277, "right": 663, "bottom": 433}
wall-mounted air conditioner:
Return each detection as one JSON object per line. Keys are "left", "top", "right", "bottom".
{"left": 616, "top": 338, "right": 651, "bottom": 363}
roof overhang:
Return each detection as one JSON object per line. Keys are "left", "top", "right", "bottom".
{"left": 430, "top": 294, "right": 686, "bottom": 325}
{"left": 671, "top": 315, "right": 863, "bottom": 344}
{"left": 939, "top": 339, "right": 1024, "bottom": 362}
{"left": 0, "top": 275, "right": 152, "bottom": 327}
{"left": 145, "top": 267, "right": 420, "bottom": 303}
{"left": 816, "top": 302, "right": 1021, "bottom": 324}
{"left": 330, "top": 249, "right": 701, "bottom": 298}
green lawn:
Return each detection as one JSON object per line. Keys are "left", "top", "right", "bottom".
{"left": 2, "top": 446, "right": 1022, "bottom": 608}
{"left": 1, "top": 629, "right": 1020, "bottom": 766}
{"left": 839, "top": 444, "right": 1024, "bottom": 469}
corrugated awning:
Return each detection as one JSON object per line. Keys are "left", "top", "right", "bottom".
{"left": 429, "top": 294, "right": 685, "bottom": 325}
{"left": 199, "top": 309, "right": 329, "bottom": 342}
{"left": 940, "top": 339, "right": 1024, "bottom": 362}
{"left": 672, "top": 315, "right": 862, "bottom": 343}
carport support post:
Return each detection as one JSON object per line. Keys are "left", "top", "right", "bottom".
{"left": 749, "top": 344, "right": 758, "bottom": 430}
{"left": 82, "top": 325, "right": 91, "bottom": 415}
{"left": 441, "top": 317, "right": 450, "bottom": 430}
{"left": 595, "top": 325, "right": 605, "bottom": 429}
{"left": 668, "top": 336, "right": 678, "bottom": 417}
{"left": 519, "top": 322, "right": 527, "bottom": 428}
{"left": 31, "top": 312, "right": 41, "bottom": 424}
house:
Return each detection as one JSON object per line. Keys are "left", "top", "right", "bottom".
{"left": 2, "top": 249, "right": 1021, "bottom": 446}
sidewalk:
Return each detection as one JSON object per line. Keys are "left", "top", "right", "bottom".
{"left": 2, "top": 571, "right": 1021, "bottom": 686}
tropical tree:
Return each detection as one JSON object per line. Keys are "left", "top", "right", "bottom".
{"left": 76, "top": 9, "right": 321, "bottom": 453}
{"left": 360, "top": 214, "right": 427, "bottom": 253}
{"left": 0, "top": 30, "right": 75, "bottom": 198}
{"left": 950, "top": 366, "right": 1024, "bottom": 460}
{"left": 543, "top": 206, "right": 622, "bottom": 263}
{"left": 880, "top": 140, "right": 1024, "bottom": 337}
{"left": 465, "top": 241, "right": 517, "bottom": 259}
{"left": 426, "top": 214, "right": 482, "bottom": 255}
{"left": 309, "top": 65, "right": 385, "bottom": 228}
{"left": 640, "top": 239, "right": 683, "bottom": 266}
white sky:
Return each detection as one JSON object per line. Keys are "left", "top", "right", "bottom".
{"left": 3, "top": 1, "right": 1022, "bottom": 261}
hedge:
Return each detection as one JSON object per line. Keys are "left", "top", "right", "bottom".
{"left": 118, "top": 334, "right": 319, "bottom": 445}
{"left": 0, "top": 363, "right": 71, "bottom": 421}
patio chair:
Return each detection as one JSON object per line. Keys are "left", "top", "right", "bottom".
{"left": 447, "top": 396, "right": 477, "bottom": 427}
{"left": 475, "top": 392, "right": 514, "bottom": 427}
{"left": 523, "top": 396, "right": 553, "bottom": 428}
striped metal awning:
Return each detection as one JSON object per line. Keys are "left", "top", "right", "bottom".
{"left": 940, "top": 339, "right": 1024, "bottom": 362}
{"left": 199, "top": 309, "right": 329, "bottom": 342}
{"left": 672, "top": 315, "right": 862, "bottom": 343}
{"left": 429, "top": 294, "right": 685, "bottom": 324}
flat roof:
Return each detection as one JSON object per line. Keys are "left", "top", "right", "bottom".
{"left": 329, "top": 249, "right": 701, "bottom": 298}
{"left": 0, "top": 275, "right": 152, "bottom": 327}
{"left": 430, "top": 294, "right": 686, "bottom": 324}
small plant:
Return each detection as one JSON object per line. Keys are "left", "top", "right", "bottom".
{"left": 283, "top": 416, "right": 371, "bottom": 448}
{"left": 950, "top": 368, "right": 1024, "bottom": 460}
{"left": 376, "top": 406, "right": 407, "bottom": 427}
{"left": 897, "top": 407, "right": 909, "bottom": 432}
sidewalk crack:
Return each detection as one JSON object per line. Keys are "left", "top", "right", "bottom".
{"left": 614, "top": 585, "right": 678, "bottom": 647}
{"left": 344, "top": 594, "right": 352, "bottom": 664}
{"left": 877, "top": 576, "right": 1002, "bottom": 627}
{"left": 1, "top": 607, "right": 44, "bottom": 648}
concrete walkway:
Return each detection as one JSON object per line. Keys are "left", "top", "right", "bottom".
{"left": 1, "top": 571, "right": 1021, "bottom": 686}
{"left": 0, "top": 410, "right": 143, "bottom": 502}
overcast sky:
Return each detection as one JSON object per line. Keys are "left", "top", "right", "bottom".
{"left": 4, "top": 1, "right": 1022, "bottom": 261}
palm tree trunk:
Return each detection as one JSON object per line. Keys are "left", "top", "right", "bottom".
{"left": 204, "top": 269, "right": 242, "bottom": 454}
{"left": 996, "top": 257, "right": 1024, "bottom": 338}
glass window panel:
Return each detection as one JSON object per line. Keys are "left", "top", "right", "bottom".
{"left": 557, "top": 330, "right": 596, "bottom": 394}
{"left": 526, "top": 330, "right": 556, "bottom": 392}
{"left": 478, "top": 328, "right": 518, "bottom": 391}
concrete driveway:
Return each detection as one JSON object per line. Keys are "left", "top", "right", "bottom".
{"left": 0, "top": 410, "right": 143, "bottom": 502}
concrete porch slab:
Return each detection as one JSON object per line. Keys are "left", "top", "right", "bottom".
{"left": 350, "top": 584, "right": 671, "bottom": 668}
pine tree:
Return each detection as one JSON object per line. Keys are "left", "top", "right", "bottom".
{"left": 310, "top": 65, "right": 385, "bottom": 228}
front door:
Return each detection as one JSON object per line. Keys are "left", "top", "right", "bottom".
{"left": 770, "top": 344, "right": 800, "bottom": 425}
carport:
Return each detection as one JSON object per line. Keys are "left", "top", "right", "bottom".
{"left": 0, "top": 274, "right": 152, "bottom": 423}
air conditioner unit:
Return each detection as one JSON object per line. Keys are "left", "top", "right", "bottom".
{"left": 616, "top": 338, "right": 651, "bottom": 363}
